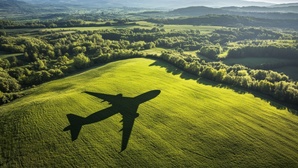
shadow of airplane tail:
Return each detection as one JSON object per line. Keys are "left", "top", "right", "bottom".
{"left": 63, "top": 114, "right": 85, "bottom": 141}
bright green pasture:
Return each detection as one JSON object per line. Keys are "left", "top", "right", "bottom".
{"left": 162, "top": 25, "right": 221, "bottom": 34}
{"left": 127, "top": 21, "right": 221, "bottom": 34}
{"left": 142, "top": 47, "right": 172, "bottom": 55}
{"left": 0, "top": 58, "right": 298, "bottom": 167}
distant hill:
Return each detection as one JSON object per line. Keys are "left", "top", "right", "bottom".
{"left": 170, "top": 6, "right": 226, "bottom": 15}
{"left": 0, "top": 0, "right": 71, "bottom": 19}
{"left": 271, "top": 3, "right": 298, "bottom": 7}
{"left": 20, "top": 0, "right": 273, "bottom": 8}
{"left": 222, "top": 5, "right": 298, "bottom": 13}
{"left": 0, "top": 0, "right": 35, "bottom": 14}
{"left": 168, "top": 5, "right": 298, "bottom": 20}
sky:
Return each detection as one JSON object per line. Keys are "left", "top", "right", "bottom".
{"left": 248, "top": 0, "right": 298, "bottom": 3}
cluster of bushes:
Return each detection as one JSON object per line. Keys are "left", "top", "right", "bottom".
{"left": 0, "top": 19, "right": 136, "bottom": 29}
{"left": 198, "top": 45, "right": 222, "bottom": 60}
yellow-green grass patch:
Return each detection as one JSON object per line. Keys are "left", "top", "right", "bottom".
{"left": 0, "top": 58, "right": 297, "bottom": 167}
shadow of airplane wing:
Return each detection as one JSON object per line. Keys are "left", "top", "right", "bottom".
{"left": 83, "top": 91, "right": 122, "bottom": 104}
{"left": 120, "top": 114, "right": 137, "bottom": 152}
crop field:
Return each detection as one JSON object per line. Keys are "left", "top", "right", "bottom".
{"left": 162, "top": 25, "right": 221, "bottom": 34}
{"left": 136, "top": 22, "right": 222, "bottom": 34}
{"left": 0, "top": 58, "right": 298, "bottom": 167}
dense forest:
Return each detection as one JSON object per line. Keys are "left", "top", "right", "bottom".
{"left": 1, "top": 25, "right": 298, "bottom": 105}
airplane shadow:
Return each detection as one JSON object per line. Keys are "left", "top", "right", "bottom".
{"left": 63, "top": 90, "right": 161, "bottom": 152}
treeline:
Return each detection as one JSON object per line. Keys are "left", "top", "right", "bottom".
{"left": 0, "top": 19, "right": 136, "bottom": 29}
{"left": 147, "top": 15, "right": 298, "bottom": 30}
{"left": 210, "top": 28, "right": 283, "bottom": 44}
{"left": 95, "top": 28, "right": 205, "bottom": 51}
{"left": 199, "top": 42, "right": 298, "bottom": 62}
{"left": 227, "top": 45, "right": 298, "bottom": 59}
{"left": 157, "top": 52, "right": 298, "bottom": 105}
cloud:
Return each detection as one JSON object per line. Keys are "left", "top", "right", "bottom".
{"left": 247, "top": 0, "right": 298, "bottom": 4}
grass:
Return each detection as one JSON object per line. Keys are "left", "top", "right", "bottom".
{"left": 128, "top": 21, "right": 221, "bottom": 34}
{"left": 162, "top": 25, "right": 221, "bottom": 34}
{"left": 142, "top": 47, "right": 172, "bottom": 55}
{"left": 0, "top": 58, "right": 298, "bottom": 167}
{"left": 0, "top": 52, "right": 23, "bottom": 59}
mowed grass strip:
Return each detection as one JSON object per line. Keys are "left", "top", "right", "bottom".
{"left": 0, "top": 58, "right": 298, "bottom": 167}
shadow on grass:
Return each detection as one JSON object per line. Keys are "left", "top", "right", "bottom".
{"left": 149, "top": 61, "right": 196, "bottom": 80}
{"left": 150, "top": 59, "right": 298, "bottom": 115}
{"left": 63, "top": 90, "right": 161, "bottom": 152}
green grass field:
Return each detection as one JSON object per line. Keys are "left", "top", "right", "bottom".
{"left": 142, "top": 47, "right": 174, "bottom": 56}
{"left": 162, "top": 25, "right": 221, "bottom": 34}
{"left": 1, "top": 58, "right": 298, "bottom": 167}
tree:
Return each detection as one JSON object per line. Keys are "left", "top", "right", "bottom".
{"left": 258, "top": 80, "right": 274, "bottom": 94}
{"left": 0, "top": 31, "right": 6, "bottom": 36}
{"left": 73, "top": 46, "right": 87, "bottom": 55}
{"left": 35, "top": 59, "right": 46, "bottom": 70}
{"left": 0, "top": 71, "right": 20, "bottom": 92}
{"left": 200, "top": 45, "right": 222, "bottom": 60}
{"left": 201, "top": 67, "right": 216, "bottom": 80}
{"left": 57, "top": 55, "right": 69, "bottom": 65}
{"left": 73, "top": 53, "right": 90, "bottom": 69}
{"left": 0, "top": 58, "right": 10, "bottom": 69}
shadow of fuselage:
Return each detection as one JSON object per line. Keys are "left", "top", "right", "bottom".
{"left": 63, "top": 90, "right": 161, "bottom": 152}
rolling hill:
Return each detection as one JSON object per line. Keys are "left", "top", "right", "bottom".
{"left": 0, "top": 58, "right": 298, "bottom": 167}
{"left": 0, "top": 0, "right": 35, "bottom": 14}
{"left": 169, "top": 6, "right": 298, "bottom": 19}
{"left": 0, "top": 0, "right": 70, "bottom": 17}
{"left": 20, "top": 0, "right": 272, "bottom": 8}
